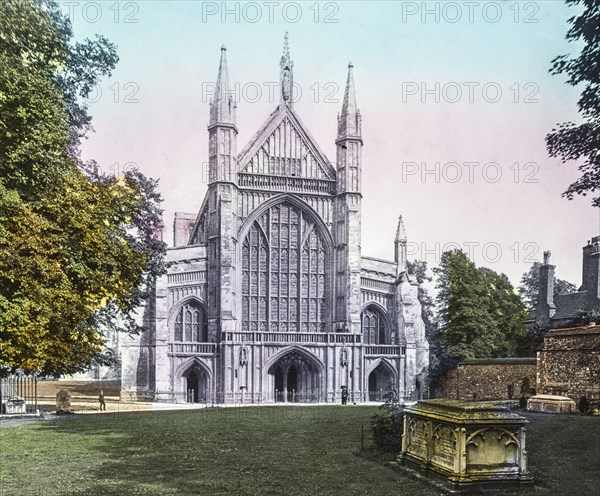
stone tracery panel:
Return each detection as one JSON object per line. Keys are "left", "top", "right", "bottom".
{"left": 169, "top": 285, "right": 207, "bottom": 307}
{"left": 361, "top": 305, "right": 389, "bottom": 345}
{"left": 242, "top": 203, "right": 328, "bottom": 333}
{"left": 361, "top": 289, "right": 394, "bottom": 313}
{"left": 238, "top": 191, "right": 334, "bottom": 230}
{"left": 173, "top": 300, "right": 208, "bottom": 342}
{"left": 240, "top": 116, "right": 330, "bottom": 179}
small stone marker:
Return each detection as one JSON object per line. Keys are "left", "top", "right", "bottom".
{"left": 56, "top": 389, "right": 72, "bottom": 413}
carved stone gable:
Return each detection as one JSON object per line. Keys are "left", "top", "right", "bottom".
{"left": 237, "top": 108, "right": 335, "bottom": 183}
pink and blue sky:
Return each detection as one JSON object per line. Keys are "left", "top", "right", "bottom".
{"left": 64, "top": 0, "right": 597, "bottom": 287}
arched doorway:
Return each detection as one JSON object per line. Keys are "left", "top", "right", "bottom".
{"left": 267, "top": 350, "right": 321, "bottom": 403}
{"left": 183, "top": 366, "right": 209, "bottom": 403}
{"left": 368, "top": 362, "right": 395, "bottom": 402}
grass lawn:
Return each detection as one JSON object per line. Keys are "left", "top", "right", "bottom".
{"left": 0, "top": 405, "right": 598, "bottom": 495}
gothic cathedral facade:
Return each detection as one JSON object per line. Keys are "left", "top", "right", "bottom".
{"left": 121, "top": 39, "right": 429, "bottom": 403}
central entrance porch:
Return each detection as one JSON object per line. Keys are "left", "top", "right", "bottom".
{"left": 267, "top": 348, "right": 322, "bottom": 403}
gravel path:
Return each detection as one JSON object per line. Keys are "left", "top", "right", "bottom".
{"left": 0, "top": 412, "right": 76, "bottom": 429}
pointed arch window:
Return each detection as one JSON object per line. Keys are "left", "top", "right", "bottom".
{"left": 174, "top": 301, "right": 208, "bottom": 342}
{"left": 361, "top": 306, "right": 388, "bottom": 345}
{"left": 242, "top": 203, "right": 328, "bottom": 333}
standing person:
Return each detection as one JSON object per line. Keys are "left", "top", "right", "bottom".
{"left": 341, "top": 386, "right": 349, "bottom": 405}
{"left": 99, "top": 389, "right": 106, "bottom": 412}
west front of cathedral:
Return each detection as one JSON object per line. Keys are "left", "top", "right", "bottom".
{"left": 120, "top": 38, "right": 430, "bottom": 403}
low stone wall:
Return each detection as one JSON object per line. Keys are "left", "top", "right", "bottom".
{"left": 537, "top": 324, "right": 600, "bottom": 403}
{"left": 439, "top": 358, "right": 537, "bottom": 401}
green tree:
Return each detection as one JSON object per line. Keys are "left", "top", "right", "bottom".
{"left": 0, "top": 0, "right": 165, "bottom": 375}
{"left": 39, "top": 0, "right": 166, "bottom": 342}
{"left": 546, "top": 0, "right": 600, "bottom": 207}
{"left": 430, "top": 252, "right": 459, "bottom": 386}
{"left": 443, "top": 252, "right": 500, "bottom": 359}
{"left": 518, "top": 261, "right": 577, "bottom": 312}
{"left": 433, "top": 251, "right": 529, "bottom": 363}
{"left": 479, "top": 268, "right": 529, "bottom": 357}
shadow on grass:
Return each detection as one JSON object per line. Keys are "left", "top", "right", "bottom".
{"left": 358, "top": 410, "right": 600, "bottom": 496}
{"left": 520, "top": 411, "right": 600, "bottom": 495}
{"left": 3, "top": 405, "right": 424, "bottom": 496}
{"left": 1, "top": 406, "right": 598, "bottom": 496}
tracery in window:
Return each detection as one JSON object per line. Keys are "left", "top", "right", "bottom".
{"left": 174, "top": 301, "right": 208, "bottom": 342}
{"left": 242, "top": 203, "right": 327, "bottom": 333}
{"left": 361, "top": 306, "right": 388, "bottom": 345}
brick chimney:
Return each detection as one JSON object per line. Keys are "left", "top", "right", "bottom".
{"left": 581, "top": 236, "right": 600, "bottom": 301}
{"left": 535, "top": 250, "right": 557, "bottom": 327}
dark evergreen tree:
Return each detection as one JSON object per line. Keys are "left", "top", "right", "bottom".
{"left": 442, "top": 252, "right": 501, "bottom": 360}
{"left": 430, "top": 252, "right": 459, "bottom": 388}
{"left": 432, "top": 251, "right": 529, "bottom": 368}
{"left": 479, "top": 268, "right": 529, "bottom": 357}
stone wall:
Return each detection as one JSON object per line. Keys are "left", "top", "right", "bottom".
{"left": 440, "top": 358, "right": 537, "bottom": 401}
{"left": 173, "top": 212, "right": 197, "bottom": 247}
{"left": 537, "top": 324, "right": 600, "bottom": 402}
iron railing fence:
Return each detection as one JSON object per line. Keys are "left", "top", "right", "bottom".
{"left": 152, "top": 388, "right": 425, "bottom": 405}
{"left": 0, "top": 375, "right": 38, "bottom": 415}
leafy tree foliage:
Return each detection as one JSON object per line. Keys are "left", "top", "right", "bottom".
{"left": 0, "top": 0, "right": 165, "bottom": 375}
{"left": 370, "top": 392, "right": 404, "bottom": 453}
{"left": 433, "top": 251, "right": 528, "bottom": 365}
{"left": 439, "top": 252, "right": 500, "bottom": 359}
{"left": 518, "top": 261, "right": 577, "bottom": 312}
{"left": 38, "top": 1, "right": 166, "bottom": 336}
{"left": 38, "top": 0, "right": 119, "bottom": 163}
{"left": 428, "top": 253, "right": 460, "bottom": 387}
{"left": 546, "top": 0, "right": 600, "bottom": 207}
{"left": 479, "top": 268, "right": 530, "bottom": 357}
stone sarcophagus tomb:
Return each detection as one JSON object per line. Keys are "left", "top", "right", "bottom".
{"left": 398, "top": 400, "right": 532, "bottom": 491}
{"left": 527, "top": 394, "right": 576, "bottom": 414}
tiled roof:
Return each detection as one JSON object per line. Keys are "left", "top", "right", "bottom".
{"left": 551, "top": 291, "right": 590, "bottom": 320}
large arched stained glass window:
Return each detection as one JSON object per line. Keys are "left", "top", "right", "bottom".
{"left": 242, "top": 203, "right": 327, "bottom": 333}
{"left": 361, "top": 306, "right": 388, "bottom": 345}
{"left": 174, "top": 301, "right": 208, "bottom": 342}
